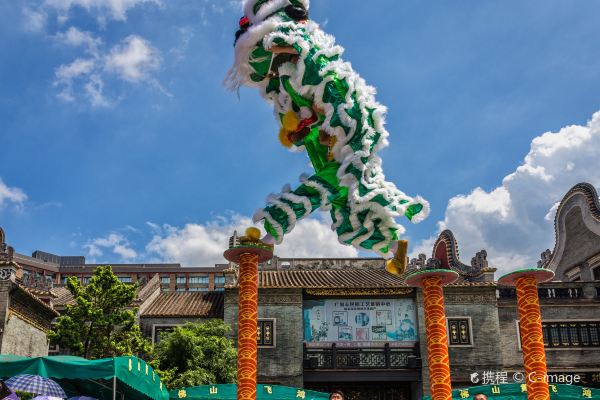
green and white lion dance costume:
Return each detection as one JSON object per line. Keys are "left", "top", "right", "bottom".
{"left": 226, "top": 0, "right": 429, "bottom": 261}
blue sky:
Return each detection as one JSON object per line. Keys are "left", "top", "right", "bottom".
{"left": 1, "top": 0, "right": 600, "bottom": 274}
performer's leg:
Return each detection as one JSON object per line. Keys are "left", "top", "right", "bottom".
{"left": 256, "top": 175, "right": 336, "bottom": 244}
{"left": 386, "top": 239, "right": 408, "bottom": 275}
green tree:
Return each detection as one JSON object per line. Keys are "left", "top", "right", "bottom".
{"left": 153, "top": 320, "right": 237, "bottom": 389}
{"left": 49, "top": 266, "right": 151, "bottom": 359}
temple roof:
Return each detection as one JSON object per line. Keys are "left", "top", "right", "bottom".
{"left": 544, "top": 182, "right": 600, "bottom": 281}
{"left": 225, "top": 268, "right": 496, "bottom": 289}
{"left": 140, "top": 291, "right": 224, "bottom": 318}
{"left": 431, "top": 230, "right": 489, "bottom": 277}
{"left": 50, "top": 286, "right": 76, "bottom": 308}
{"left": 403, "top": 230, "right": 495, "bottom": 281}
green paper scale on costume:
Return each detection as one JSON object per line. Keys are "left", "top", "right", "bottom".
{"left": 227, "top": 0, "right": 430, "bottom": 257}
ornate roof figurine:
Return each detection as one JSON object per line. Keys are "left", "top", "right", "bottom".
{"left": 431, "top": 230, "right": 494, "bottom": 280}
{"left": 0, "top": 227, "right": 16, "bottom": 281}
{"left": 537, "top": 249, "right": 552, "bottom": 268}
{"left": 0, "top": 228, "right": 15, "bottom": 264}
{"left": 471, "top": 250, "right": 488, "bottom": 271}
{"left": 226, "top": 0, "right": 429, "bottom": 276}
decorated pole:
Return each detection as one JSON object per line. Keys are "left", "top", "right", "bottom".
{"left": 499, "top": 268, "right": 554, "bottom": 400}
{"left": 406, "top": 269, "right": 459, "bottom": 400}
{"left": 224, "top": 228, "right": 273, "bottom": 400}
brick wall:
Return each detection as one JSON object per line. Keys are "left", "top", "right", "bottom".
{"left": 0, "top": 313, "right": 48, "bottom": 357}
{"left": 225, "top": 288, "right": 304, "bottom": 387}
{"left": 417, "top": 286, "right": 504, "bottom": 395}
{"left": 498, "top": 296, "right": 600, "bottom": 370}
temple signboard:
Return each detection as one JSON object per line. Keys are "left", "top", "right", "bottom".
{"left": 303, "top": 298, "right": 417, "bottom": 345}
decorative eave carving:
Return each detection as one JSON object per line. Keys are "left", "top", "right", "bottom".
{"left": 431, "top": 230, "right": 485, "bottom": 277}
{"left": 0, "top": 227, "right": 17, "bottom": 281}
{"left": 305, "top": 288, "right": 414, "bottom": 296}
{"left": 546, "top": 182, "right": 600, "bottom": 272}
{"left": 0, "top": 227, "right": 15, "bottom": 264}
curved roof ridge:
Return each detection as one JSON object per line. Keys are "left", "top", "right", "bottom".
{"left": 432, "top": 230, "right": 482, "bottom": 277}
{"left": 545, "top": 182, "right": 600, "bottom": 271}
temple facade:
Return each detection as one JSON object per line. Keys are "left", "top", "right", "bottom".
{"left": 219, "top": 182, "right": 600, "bottom": 400}
{"left": 0, "top": 182, "right": 599, "bottom": 400}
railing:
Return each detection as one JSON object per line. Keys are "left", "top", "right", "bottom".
{"left": 498, "top": 286, "right": 585, "bottom": 299}
{"left": 303, "top": 343, "right": 419, "bottom": 370}
{"left": 21, "top": 274, "right": 54, "bottom": 291}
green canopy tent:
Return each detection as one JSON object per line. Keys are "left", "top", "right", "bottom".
{"left": 169, "top": 384, "right": 329, "bottom": 400}
{"left": 0, "top": 355, "right": 168, "bottom": 400}
{"left": 422, "top": 383, "right": 600, "bottom": 400}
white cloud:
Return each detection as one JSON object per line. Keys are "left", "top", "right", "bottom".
{"left": 56, "top": 58, "right": 95, "bottom": 80}
{"left": 227, "top": 0, "right": 244, "bottom": 11}
{"left": 105, "top": 35, "right": 161, "bottom": 82}
{"left": 84, "top": 232, "right": 137, "bottom": 261}
{"left": 277, "top": 215, "right": 359, "bottom": 258}
{"left": 0, "top": 179, "right": 27, "bottom": 209}
{"left": 168, "top": 26, "right": 195, "bottom": 64}
{"left": 56, "top": 26, "right": 102, "bottom": 56}
{"left": 146, "top": 221, "right": 160, "bottom": 231}
{"left": 43, "top": 0, "right": 160, "bottom": 22}
{"left": 22, "top": 8, "right": 47, "bottom": 32}
{"left": 416, "top": 111, "right": 600, "bottom": 277}
{"left": 145, "top": 213, "right": 357, "bottom": 267}
{"left": 84, "top": 74, "right": 110, "bottom": 106}
{"left": 53, "top": 31, "right": 161, "bottom": 106}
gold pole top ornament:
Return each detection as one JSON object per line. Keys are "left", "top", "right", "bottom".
{"left": 224, "top": 227, "right": 274, "bottom": 263}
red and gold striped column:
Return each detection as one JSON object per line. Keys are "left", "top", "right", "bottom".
{"left": 236, "top": 252, "right": 259, "bottom": 400}
{"left": 224, "top": 229, "right": 273, "bottom": 400}
{"left": 406, "top": 269, "right": 458, "bottom": 400}
{"left": 499, "top": 268, "right": 554, "bottom": 400}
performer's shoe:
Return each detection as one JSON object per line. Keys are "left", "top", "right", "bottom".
{"left": 385, "top": 239, "right": 408, "bottom": 276}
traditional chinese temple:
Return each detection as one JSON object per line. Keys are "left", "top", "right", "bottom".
{"left": 1, "top": 182, "right": 600, "bottom": 400}
{"left": 220, "top": 182, "right": 600, "bottom": 400}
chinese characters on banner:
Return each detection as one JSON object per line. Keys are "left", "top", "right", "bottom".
{"left": 303, "top": 298, "right": 417, "bottom": 344}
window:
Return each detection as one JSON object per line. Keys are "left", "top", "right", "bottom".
{"left": 60, "top": 276, "right": 68, "bottom": 284}
{"left": 214, "top": 276, "right": 226, "bottom": 285}
{"left": 214, "top": 287, "right": 225, "bottom": 292}
{"left": 176, "top": 287, "right": 185, "bottom": 292}
{"left": 447, "top": 318, "right": 472, "bottom": 346}
{"left": 83, "top": 277, "right": 91, "bottom": 284}
{"left": 176, "top": 276, "right": 186, "bottom": 284}
{"left": 593, "top": 266, "right": 600, "bottom": 281}
{"left": 118, "top": 276, "right": 132, "bottom": 283}
{"left": 189, "top": 287, "right": 209, "bottom": 292}
{"left": 542, "top": 321, "right": 600, "bottom": 348}
{"left": 189, "top": 276, "right": 209, "bottom": 284}
{"left": 153, "top": 325, "right": 178, "bottom": 344}
{"left": 48, "top": 343, "right": 59, "bottom": 353}
{"left": 257, "top": 319, "right": 275, "bottom": 347}
{"left": 160, "top": 276, "right": 170, "bottom": 284}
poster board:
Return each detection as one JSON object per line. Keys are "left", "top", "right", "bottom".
{"left": 304, "top": 298, "right": 417, "bottom": 346}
